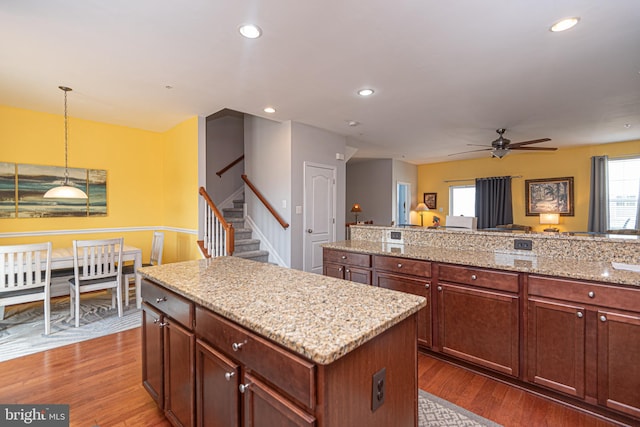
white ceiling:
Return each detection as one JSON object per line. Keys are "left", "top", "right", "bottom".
{"left": 1, "top": 0, "right": 639, "bottom": 164}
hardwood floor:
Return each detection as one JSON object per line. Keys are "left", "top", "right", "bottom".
{"left": 0, "top": 328, "right": 624, "bottom": 427}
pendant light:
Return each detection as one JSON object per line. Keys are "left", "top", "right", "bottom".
{"left": 44, "top": 86, "right": 88, "bottom": 199}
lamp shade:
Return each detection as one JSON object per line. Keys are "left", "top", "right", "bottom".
{"left": 350, "top": 203, "right": 362, "bottom": 213}
{"left": 44, "top": 184, "right": 88, "bottom": 199}
{"left": 539, "top": 213, "right": 560, "bottom": 225}
{"left": 416, "top": 202, "right": 429, "bottom": 212}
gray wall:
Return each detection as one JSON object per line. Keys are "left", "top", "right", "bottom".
{"left": 205, "top": 114, "right": 245, "bottom": 205}
{"left": 346, "top": 159, "right": 393, "bottom": 226}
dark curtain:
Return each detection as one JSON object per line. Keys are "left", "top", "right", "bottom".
{"left": 587, "top": 155, "right": 608, "bottom": 232}
{"left": 475, "top": 176, "right": 513, "bottom": 229}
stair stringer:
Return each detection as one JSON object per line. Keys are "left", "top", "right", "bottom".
{"left": 244, "top": 215, "right": 287, "bottom": 267}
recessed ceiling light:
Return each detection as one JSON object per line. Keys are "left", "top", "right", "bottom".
{"left": 357, "top": 88, "right": 375, "bottom": 97}
{"left": 347, "top": 120, "right": 360, "bottom": 127}
{"left": 264, "top": 106, "right": 276, "bottom": 113}
{"left": 550, "top": 17, "right": 580, "bottom": 32}
{"left": 239, "top": 24, "right": 262, "bottom": 39}
{"left": 624, "top": 123, "right": 631, "bottom": 128}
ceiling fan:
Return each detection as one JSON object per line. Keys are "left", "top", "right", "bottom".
{"left": 450, "top": 129, "right": 557, "bottom": 159}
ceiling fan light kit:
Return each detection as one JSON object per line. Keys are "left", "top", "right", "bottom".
{"left": 449, "top": 128, "right": 557, "bottom": 159}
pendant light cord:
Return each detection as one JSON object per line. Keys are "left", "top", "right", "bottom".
{"left": 63, "top": 87, "right": 69, "bottom": 183}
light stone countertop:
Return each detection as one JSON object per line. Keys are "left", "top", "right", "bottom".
{"left": 138, "top": 256, "right": 426, "bottom": 365}
{"left": 323, "top": 240, "right": 640, "bottom": 287}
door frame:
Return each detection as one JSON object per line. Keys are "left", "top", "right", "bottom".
{"left": 302, "top": 161, "right": 337, "bottom": 273}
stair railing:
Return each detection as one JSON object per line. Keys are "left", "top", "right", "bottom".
{"left": 216, "top": 155, "right": 244, "bottom": 177}
{"left": 241, "top": 175, "right": 289, "bottom": 229}
{"left": 199, "top": 187, "right": 234, "bottom": 257}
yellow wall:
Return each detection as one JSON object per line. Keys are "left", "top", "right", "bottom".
{"left": 417, "top": 140, "right": 640, "bottom": 232}
{"left": 0, "top": 105, "right": 200, "bottom": 262}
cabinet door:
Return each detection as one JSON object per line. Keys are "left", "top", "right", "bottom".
{"left": 527, "top": 298, "right": 585, "bottom": 398}
{"left": 323, "top": 263, "right": 344, "bottom": 280}
{"left": 375, "top": 272, "right": 431, "bottom": 347}
{"left": 242, "top": 374, "right": 316, "bottom": 427}
{"left": 597, "top": 309, "right": 640, "bottom": 419}
{"left": 437, "top": 283, "right": 519, "bottom": 376}
{"left": 195, "top": 340, "right": 240, "bottom": 427}
{"left": 165, "top": 319, "right": 196, "bottom": 427}
{"left": 142, "top": 303, "right": 164, "bottom": 408}
{"left": 345, "top": 266, "right": 372, "bottom": 285}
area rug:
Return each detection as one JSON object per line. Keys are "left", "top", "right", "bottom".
{"left": 0, "top": 291, "right": 141, "bottom": 362}
{"left": 418, "top": 389, "right": 502, "bottom": 427}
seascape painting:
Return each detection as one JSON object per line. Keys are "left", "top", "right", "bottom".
{"left": 0, "top": 162, "right": 107, "bottom": 218}
{"left": 0, "top": 162, "right": 16, "bottom": 218}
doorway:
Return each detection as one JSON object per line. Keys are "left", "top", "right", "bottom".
{"left": 303, "top": 162, "right": 336, "bottom": 274}
{"left": 397, "top": 182, "right": 411, "bottom": 226}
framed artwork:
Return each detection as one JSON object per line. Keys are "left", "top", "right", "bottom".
{"left": 423, "top": 192, "right": 437, "bottom": 209}
{"left": 525, "top": 176, "right": 574, "bottom": 216}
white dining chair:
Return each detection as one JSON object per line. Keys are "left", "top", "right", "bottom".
{"left": 122, "top": 231, "right": 164, "bottom": 307}
{"left": 0, "top": 242, "right": 53, "bottom": 334}
{"left": 69, "top": 238, "right": 123, "bottom": 327}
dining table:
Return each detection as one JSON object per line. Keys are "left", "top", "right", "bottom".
{"left": 0, "top": 244, "right": 142, "bottom": 320}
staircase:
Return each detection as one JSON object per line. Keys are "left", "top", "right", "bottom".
{"left": 222, "top": 197, "right": 270, "bottom": 263}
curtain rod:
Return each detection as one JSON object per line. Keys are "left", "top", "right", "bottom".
{"left": 444, "top": 175, "right": 522, "bottom": 183}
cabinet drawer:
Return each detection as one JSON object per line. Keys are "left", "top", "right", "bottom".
{"left": 373, "top": 255, "right": 431, "bottom": 277}
{"left": 323, "top": 249, "right": 371, "bottom": 268}
{"left": 528, "top": 276, "right": 640, "bottom": 312}
{"left": 196, "top": 306, "right": 316, "bottom": 411}
{"left": 438, "top": 264, "right": 519, "bottom": 293}
{"left": 141, "top": 279, "right": 194, "bottom": 329}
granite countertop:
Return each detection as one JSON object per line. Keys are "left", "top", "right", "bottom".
{"left": 323, "top": 240, "right": 640, "bottom": 287}
{"left": 138, "top": 256, "right": 426, "bottom": 365}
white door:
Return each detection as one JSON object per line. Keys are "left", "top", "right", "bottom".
{"left": 397, "top": 182, "right": 411, "bottom": 225}
{"left": 303, "top": 163, "right": 336, "bottom": 274}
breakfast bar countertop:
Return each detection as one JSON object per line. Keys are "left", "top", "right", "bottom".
{"left": 138, "top": 256, "right": 426, "bottom": 365}
{"left": 323, "top": 239, "right": 640, "bottom": 287}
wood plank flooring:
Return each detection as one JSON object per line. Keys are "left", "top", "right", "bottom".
{"left": 0, "top": 328, "right": 623, "bottom": 426}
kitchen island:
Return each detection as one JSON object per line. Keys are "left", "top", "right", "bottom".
{"left": 138, "top": 256, "right": 426, "bottom": 427}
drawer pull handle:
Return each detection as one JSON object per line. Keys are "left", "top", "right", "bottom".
{"left": 341, "top": 255, "right": 347, "bottom": 259}
{"left": 338, "top": 267, "right": 343, "bottom": 272}
{"left": 232, "top": 340, "right": 247, "bottom": 352}
{"left": 471, "top": 274, "right": 477, "bottom": 280}
{"left": 600, "top": 315, "right": 607, "bottom": 322}
{"left": 437, "top": 286, "right": 443, "bottom": 292}
{"left": 224, "top": 372, "right": 235, "bottom": 381}
{"left": 345, "top": 269, "right": 350, "bottom": 273}
{"left": 155, "top": 296, "right": 167, "bottom": 303}
{"left": 157, "top": 321, "right": 168, "bottom": 328}
{"left": 425, "top": 283, "right": 430, "bottom": 289}
{"left": 576, "top": 311, "right": 583, "bottom": 318}
{"left": 588, "top": 291, "right": 595, "bottom": 298}
{"left": 239, "top": 383, "right": 252, "bottom": 393}
{"left": 397, "top": 263, "right": 402, "bottom": 268}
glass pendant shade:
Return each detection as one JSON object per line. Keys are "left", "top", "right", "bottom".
{"left": 43, "top": 86, "right": 88, "bottom": 199}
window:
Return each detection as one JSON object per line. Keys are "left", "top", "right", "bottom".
{"left": 607, "top": 157, "right": 640, "bottom": 230}
{"left": 450, "top": 185, "right": 476, "bottom": 217}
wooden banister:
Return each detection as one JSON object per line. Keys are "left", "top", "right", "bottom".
{"left": 241, "top": 174, "right": 289, "bottom": 229}
{"left": 199, "top": 187, "right": 234, "bottom": 256}
{"left": 216, "top": 155, "right": 244, "bottom": 177}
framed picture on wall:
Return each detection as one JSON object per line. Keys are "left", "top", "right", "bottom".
{"left": 525, "top": 177, "right": 574, "bottom": 216}
{"left": 423, "top": 192, "right": 437, "bottom": 209}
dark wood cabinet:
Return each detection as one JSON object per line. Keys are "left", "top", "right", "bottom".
{"left": 436, "top": 264, "right": 520, "bottom": 377}
{"left": 323, "top": 249, "right": 371, "bottom": 285}
{"left": 527, "top": 297, "right": 586, "bottom": 398}
{"left": 529, "top": 276, "right": 640, "bottom": 419}
{"left": 373, "top": 255, "right": 432, "bottom": 348}
{"left": 142, "top": 279, "right": 195, "bottom": 427}
{"left": 195, "top": 340, "right": 240, "bottom": 427}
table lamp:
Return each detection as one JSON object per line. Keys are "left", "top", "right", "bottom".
{"left": 540, "top": 213, "right": 560, "bottom": 232}
{"left": 350, "top": 203, "right": 362, "bottom": 223}
{"left": 416, "top": 203, "right": 429, "bottom": 226}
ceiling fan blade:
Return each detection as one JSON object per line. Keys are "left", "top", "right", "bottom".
{"left": 448, "top": 148, "right": 492, "bottom": 156}
{"left": 510, "top": 146, "right": 557, "bottom": 151}
{"left": 509, "top": 138, "right": 551, "bottom": 148}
